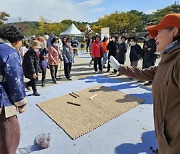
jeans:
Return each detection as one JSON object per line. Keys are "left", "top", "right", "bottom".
{"left": 64, "top": 62, "right": 72, "bottom": 79}
{"left": 102, "top": 52, "right": 108, "bottom": 66}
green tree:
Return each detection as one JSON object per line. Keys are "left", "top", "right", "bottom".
{"left": 0, "top": 11, "right": 10, "bottom": 25}
{"left": 95, "top": 12, "right": 141, "bottom": 34}
{"left": 128, "top": 10, "right": 148, "bottom": 31}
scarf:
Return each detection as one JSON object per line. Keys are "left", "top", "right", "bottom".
{"left": 163, "top": 40, "right": 180, "bottom": 54}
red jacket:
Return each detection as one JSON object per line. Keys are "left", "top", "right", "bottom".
{"left": 92, "top": 41, "right": 101, "bottom": 58}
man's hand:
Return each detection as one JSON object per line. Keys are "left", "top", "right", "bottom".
{"left": 109, "top": 56, "right": 120, "bottom": 71}
{"left": 33, "top": 73, "right": 37, "bottom": 79}
{"left": 18, "top": 105, "right": 26, "bottom": 114}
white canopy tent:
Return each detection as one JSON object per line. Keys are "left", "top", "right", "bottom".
{"left": 60, "top": 23, "right": 83, "bottom": 36}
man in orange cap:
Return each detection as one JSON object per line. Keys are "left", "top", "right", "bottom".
{"left": 110, "top": 14, "right": 180, "bottom": 154}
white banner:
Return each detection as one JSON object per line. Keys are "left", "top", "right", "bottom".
{"left": 101, "top": 27, "right": 110, "bottom": 40}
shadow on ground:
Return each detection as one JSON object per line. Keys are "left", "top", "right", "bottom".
{"left": 19, "top": 144, "right": 44, "bottom": 154}
{"left": 114, "top": 130, "right": 157, "bottom": 154}
{"left": 83, "top": 75, "right": 153, "bottom": 105}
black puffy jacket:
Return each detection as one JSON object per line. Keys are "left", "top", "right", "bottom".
{"left": 22, "top": 48, "right": 39, "bottom": 79}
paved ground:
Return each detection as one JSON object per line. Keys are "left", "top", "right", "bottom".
{"left": 18, "top": 48, "right": 160, "bottom": 154}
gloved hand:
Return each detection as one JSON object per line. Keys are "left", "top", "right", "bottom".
{"left": 65, "top": 57, "right": 69, "bottom": 63}
{"left": 110, "top": 56, "right": 120, "bottom": 71}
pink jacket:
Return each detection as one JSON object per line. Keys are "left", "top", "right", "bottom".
{"left": 48, "top": 46, "right": 60, "bottom": 65}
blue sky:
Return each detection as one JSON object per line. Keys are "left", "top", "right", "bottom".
{"left": 86, "top": 0, "right": 180, "bottom": 21}
{"left": 0, "top": 0, "right": 179, "bottom": 23}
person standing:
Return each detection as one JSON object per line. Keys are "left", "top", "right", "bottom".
{"left": 107, "top": 35, "right": 119, "bottom": 73}
{"left": 142, "top": 34, "right": 157, "bottom": 86}
{"left": 88, "top": 36, "right": 95, "bottom": 67}
{"left": 62, "top": 37, "right": 73, "bottom": 80}
{"left": 39, "top": 48, "right": 48, "bottom": 87}
{"left": 38, "top": 37, "right": 48, "bottom": 87}
{"left": 117, "top": 36, "right": 127, "bottom": 64}
{"left": 101, "top": 36, "right": 109, "bottom": 68}
{"left": 85, "top": 37, "right": 90, "bottom": 53}
{"left": 19, "top": 41, "right": 28, "bottom": 63}
{"left": 72, "top": 38, "right": 79, "bottom": 56}
{"left": 129, "top": 36, "right": 143, "bottom": 67}
{"left": 48, "top": 38, "right": 60, "bottom": 84}
{"left": 22, "top": 40, "right": 41, "bottom": 96}
{"left": 0, "top": 25, "right": 27, "bottom": 154}
{"left": 110, "top": 14, "right": 180, "bottom": 154}
{"left": 91, "top": 35, "right": 103, "bottom": 73}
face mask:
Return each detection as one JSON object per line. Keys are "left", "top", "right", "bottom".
{"left": 130, "top": 42, "right": 136, "bottom": 46}
{"left": 34, "top": 49, "right": 39, "bottom": 52}
{"left": 146, "top": 38, "right": 149, "bottom": 42}
{"left": 67, "top": 42, "right": 71, "bottom": 46}
{"left": 40, "top": 42, "right": 45, "bottom": 48}
{"left": 53, "top": 43, "right": 59, "bottom": 47}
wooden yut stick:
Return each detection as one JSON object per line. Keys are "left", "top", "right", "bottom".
{"left": 67, "top": 102, "right": 81, "bottom": 106}
{"left": 89, "top": 94, "right": 98, "bottom": 100}
{"left": 69, "top": 93, "right": 77, "bottom": 98}
{"left": 72, "top": 92, "right": 79, "bottom": 97}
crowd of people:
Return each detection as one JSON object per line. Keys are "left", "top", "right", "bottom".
{"left": 17, "top": 34, "right": 76, "bottom": 96}
{"left": 19, "top": 29, "right": 157, "bottom": 94}
{"left": 89, "top": 33, "right": 157, "bottom": 86}
{"left": 17, "top": 28, "right": 158, "bottom": 96}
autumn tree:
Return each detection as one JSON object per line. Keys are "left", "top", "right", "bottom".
{"left": 39, "top": 16, "right": 50, "bottom": 35}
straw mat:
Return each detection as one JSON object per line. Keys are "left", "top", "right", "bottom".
{"left": 37, "top": 85, "right": 144, "bottom": 139}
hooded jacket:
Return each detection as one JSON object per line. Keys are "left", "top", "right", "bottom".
{"left": 118, "top": 44, "right": 180, "bottom": 154}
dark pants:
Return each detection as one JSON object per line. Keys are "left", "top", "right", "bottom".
{"left": 64, "top": 62, "right": 72, "bottom": 79}
{"left": 86, "top": 44, "right": 89, "bottom": 52}
{"left": 94, "top": 57, "right": 102, "bottom": 72}
{"left": 49, "top": 65, "right": 58, "bottom": 82}
{"left": 107, "top": 55, "right": 117, "bottom": 73}
{"left": 41, "top": 66, "right": 47, "bottom": 84}
{"left": 27, "top": 78, "right": 37, "bottom": 92}
{"left": 0, "top": 108, "right": 20, "bottom": 154}
{"left": 118, "top": 60, "right": 125, "bottom": 65}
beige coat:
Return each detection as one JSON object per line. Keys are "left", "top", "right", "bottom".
{"left": 118, "top": 45, "right": 180, "bottom": 154}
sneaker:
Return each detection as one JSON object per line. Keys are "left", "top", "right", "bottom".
{"left": 95, "top": 71, "right": 98, "bottom": 74}
{"left": 42, "top": 82, "right": 45, "bottom": 87}
{"left": 53, "top": 79, "right": 57, "bottom": 84}
{"left": 67, "top": 78, "right": 72, "bottom": 80}
{"left": 33, "top": 91, "right": 40, "bottom": 96}
{"left": 143, "top": 81, "right": 152, "bottom": 86}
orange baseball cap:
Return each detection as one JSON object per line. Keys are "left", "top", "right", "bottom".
{"left": 147, "top": 14, "right": 180, "bottom": 38}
